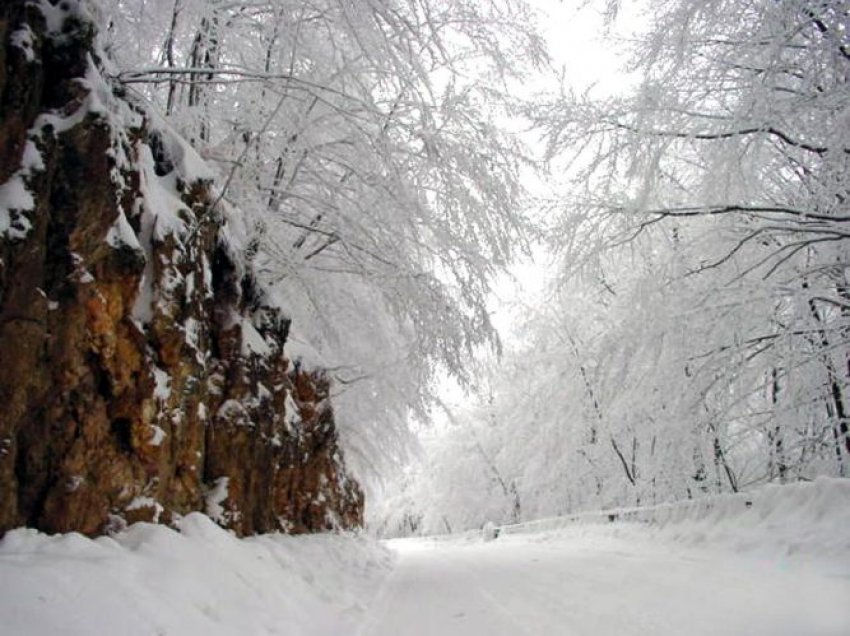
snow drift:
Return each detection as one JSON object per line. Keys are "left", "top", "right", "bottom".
{"left": 0, "top": 513, "right": 392, "bottom": 635}
{"left": 498, "top": 477, "right": 850, "bottom": 560}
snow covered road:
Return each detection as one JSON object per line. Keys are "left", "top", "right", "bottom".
{"left": 2, "top": 481, "right": 848, "bottom": 635}
{"left": 359, "top": 531, "right": 850, "bottom": 636}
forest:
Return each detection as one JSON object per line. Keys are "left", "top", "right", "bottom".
{"left": 88, "top": 0, "right": 850, "bottom": 534}
{"left": 1, "top": 0, "right": 849, "bottom": 633}
{"left": 0, "top": 0, "right": 846, "bottom": 531}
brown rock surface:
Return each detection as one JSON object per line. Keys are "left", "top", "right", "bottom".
{"left": 0, "top": 0, "right": 363, "bottom": 537}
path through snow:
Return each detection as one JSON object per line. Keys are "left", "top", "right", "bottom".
{"left": 2, "top": 480, "right": 848, "bottom": 635}
{"left": 359, "top": 531, "right": 850, "bottom": 636}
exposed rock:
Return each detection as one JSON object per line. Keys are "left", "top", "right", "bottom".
{"left": 0, "top": 0, "right": 363, "bottom": 537}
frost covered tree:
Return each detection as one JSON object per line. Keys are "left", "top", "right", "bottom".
{"left": 531, "top": 0, "right": 850, "bottom": 494}
{"left": 98, "top": 0, "right": 547, "bottom": 479}
{"left": 378, "top": 0, "right": 850, "bottom": 532}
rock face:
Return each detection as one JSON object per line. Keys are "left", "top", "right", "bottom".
{"left": 0, "top": 0, "right": 363, "bottom": 537}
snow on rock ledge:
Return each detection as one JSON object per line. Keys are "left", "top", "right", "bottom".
{"left": 0, "top": 0, "right": 362, "bottom": 537}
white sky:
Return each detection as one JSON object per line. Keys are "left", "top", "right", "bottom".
{"left": 532, "top": 0, "right": 646, "bottom": 95}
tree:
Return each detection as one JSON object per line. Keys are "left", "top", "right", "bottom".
{"left": 98, "top": 0, "right": 547, "bottom": 480}
{"left": 532, "top": 0, "right": 850, "bottom": 490}
{"left": 367, "top": 0, "right": 849, "bottom": 532}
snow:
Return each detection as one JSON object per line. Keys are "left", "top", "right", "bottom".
{"left": 152, "top": 366, "right": 171, "bottom": 401}
{"left": 147, "top": 425, "right": 166, "bottom": 447}
{"left": 0, "top": 480, "right": 847, "bottom": 635}
{"left": 217, "top": 399, "right": 252, "bottom": 426}
{"left": 284, "top": 335, "right": 328, "bottom": 373}
{"left": 284, "top": 390, "right": 302, "bottom": 432}
{"left": 33, "top": 92, "right": 92, "bottom": 136}
{"left": 0, "top": 514, "right": 392, "bottom": 636}
{"left": 35, "top": 0, "right": 94, "bottom": 35}
{"left": 10, "top": 26, "right": 35, "bottom": 62}
{"left": 240, "top": 318, "right": 272, "bottom": 357}
{"left": 0, "top": 176, "right": 35, "bottom": 240}
{"left": 362, "top": 479, "right": 850, "bottom": 636}
{"left": 126, "top": 497, "right": 163, "bottom": 523}
{"left": 141, "top": 111, "right": 215, "bottom": 184}
{"left": 131, "top": 264, "right": 155, "bottom": 324}
{"left": 204, "top": 477, "right": 230, "bottom": 525}
{"left": 363, "top": 529, "right": 849, "bottom": 636}
{"left": 201, "top": 253, "right": 213, "bottom": 299}
{"left": 21, "top": 140, "right": 44, "bottom": 173}
{"left": 81, "top": 55, "right": 142, "bottom": 128}
{"left": 105, "top": 209, "right": 142, "bottom": 251}
{"left": 137, "top": 147, "right": 191, "bottom": 242}
{"left": 257, "top": 382, "right": 272, "bottom": 402}
{"left": 481, "top": 520, "right": 498, "bottom": 541}
{"left": 496, "top": 477, "right": 850, "bottom": 560}
{"left": 183, "top": 317, "right": 203, "bottom": 361}
{"left": 161, "top": 126, "right": 216, "bottom": 184}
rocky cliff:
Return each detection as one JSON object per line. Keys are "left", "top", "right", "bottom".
{"left": 0, "top": 0, "right": 363, "bottom": 537}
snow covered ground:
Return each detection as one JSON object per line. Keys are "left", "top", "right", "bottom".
{"left": 362, "top": 478, "right": 850, "bottom": 635}
{"left": 361, "top": 526, "right": 849, "bottom": 635}
{"left": 1, "top": 479, "right": 848, "bottom": 635}
{"left": 0, "top": 513, "right": 393, "bottom": 635}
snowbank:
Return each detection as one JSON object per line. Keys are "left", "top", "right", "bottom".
{"left": 498, "top": 477, "right": 850, "bottom": 561}
{"left": 0, "top": 513, "right": 393, "bottom": 635}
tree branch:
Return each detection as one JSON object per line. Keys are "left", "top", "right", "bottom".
{"left": 607, "top": 120, "right": 848, "bottom": 155}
